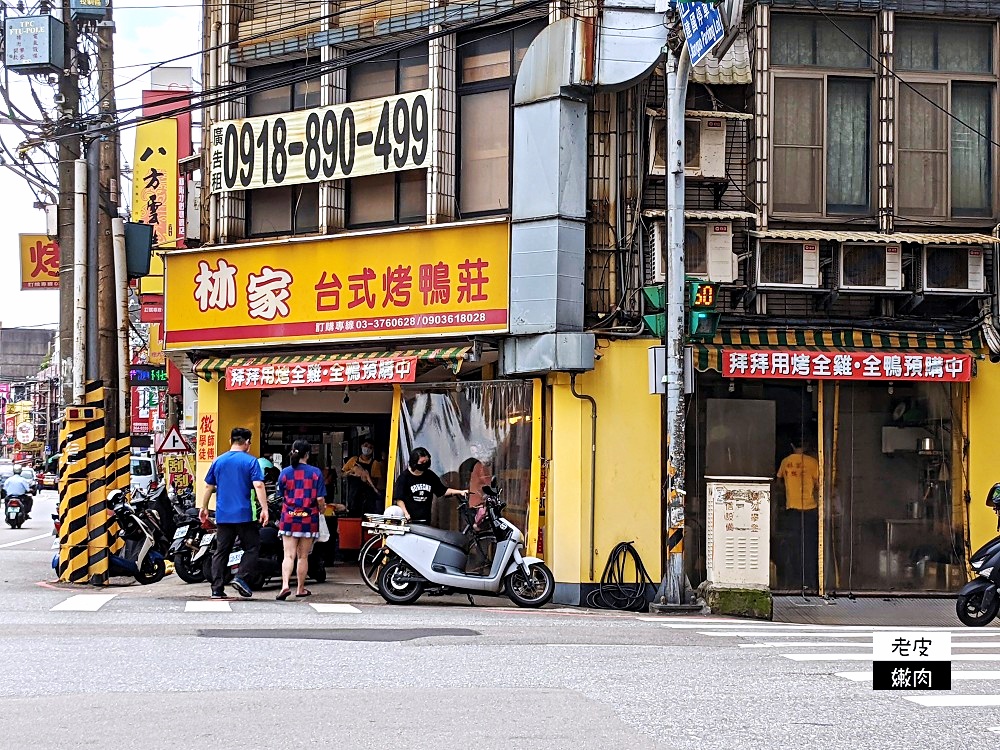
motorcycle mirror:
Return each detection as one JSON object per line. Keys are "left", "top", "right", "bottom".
{"left": 988, "top": 483, "right": 1000, "bottom": 510}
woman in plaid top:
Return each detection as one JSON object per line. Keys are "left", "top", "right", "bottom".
{"left": 275, "top": 439, "right": 327, "bottom": 600}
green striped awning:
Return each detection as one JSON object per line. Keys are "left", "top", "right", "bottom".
{"left": 694, "top": 328, "right": 984, "bottom": 373}
{"left": 194, "top": 346, "right": 473, "bottom": 381}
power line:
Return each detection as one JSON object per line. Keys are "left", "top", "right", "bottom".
{"left": 52, "top": 0, "right": 552, "bottom": 141}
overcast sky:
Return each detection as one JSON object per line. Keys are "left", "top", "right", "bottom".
{"left": 0, "top": 0, "right": 201, "bottom": 329}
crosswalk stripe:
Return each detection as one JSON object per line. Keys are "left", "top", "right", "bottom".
{"left": 185, "top": 600, "right": 231, "bottom": 612}
{"left": 784, "top": 653, "right": 1000, "bottom": 662}
{"left": 906, "top": 695, "right": 1000, "bottom": 707}
{"left": 309, "top": 603, "right": 361, "bottom": 614}
{"left": 703, "top": 631, "right": 1000, "bottom": 638}
{"left": 744, "top": 641, "right": 1000, "bottom": 649}
{"left": 837, "top": 671, "right": 1000, "bottom": 682}
{"left": 50, "top": 594, "right": 118, "bottom": 612}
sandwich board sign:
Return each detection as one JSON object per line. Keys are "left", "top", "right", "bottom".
{"left": 155, "top": 425, "right": 192, "bottom": 454}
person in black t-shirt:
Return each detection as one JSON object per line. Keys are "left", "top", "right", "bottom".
{"left": 393, "top": 447, "right": 469, "bottom": 524}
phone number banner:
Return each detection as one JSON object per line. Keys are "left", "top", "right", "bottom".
{"left": 226, "top": 356, "right": 417, "bottom": 391}
{"left": 722, "top": 349, "right": 972, "bottom": 382}
{"left": 164, "top": 220, "right": 509, "bottom": 350}
{"left": 209, "top": 89, "right": 430, "bottom": 193}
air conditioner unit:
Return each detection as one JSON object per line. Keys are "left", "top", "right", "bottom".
{"left": 756, "top": 240, "right": 821, "bottom": 290}
{"left": 648, "top": 115, "right": 727, "bottom": 179}
{"left": 918, "top": 245, "right": 986, "bottom": 294}
{"left": 838, "top": 243, "right": 902, "bottom": 292}
{"left": 687, "top": 223, "right": 737, "bottom": 282}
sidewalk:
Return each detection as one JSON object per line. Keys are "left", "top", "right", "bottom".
{"left": 774, "top": 594, "right": 962, "bottom": 627}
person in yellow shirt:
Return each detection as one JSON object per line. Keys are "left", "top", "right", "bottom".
{"left": 342, "top": 437, "right": 384, "bottom": 516}
{"left": 777, "top": 443, "right": 820, "bottom": 591}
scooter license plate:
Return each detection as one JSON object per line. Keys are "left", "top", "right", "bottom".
{"left": 228, "top": 550, "right": 243, "bottom": 567}
{"left": 201, "top": 533, "right": 215, "bottom": 547}
{"left": 173, "top": 525, "right": 189, "bottom": 540}
{"left": 7, "top": 509, "right": 18, "bottom": 519}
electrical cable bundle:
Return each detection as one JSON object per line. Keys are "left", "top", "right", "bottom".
{"left": 586, "top": 541, "right": 656, "bottom": 612}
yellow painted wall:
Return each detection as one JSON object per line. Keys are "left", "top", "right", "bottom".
{"left": 546, "top": 339, "right": 662, "bottom": 591}
{"left": 195, "top": 378, "right": 262, "bottom": 504}
{"left": 969, "top": 361, "right": 1000, "bottom": 553}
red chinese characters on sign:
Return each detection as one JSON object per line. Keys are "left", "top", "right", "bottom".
{"left": 197, "top": 414, "right": 217, "bottom": 462}
{"left": 722, "top": 350, "right": 972, "bottom": 382}
{"left": 225, "top": 357, "right": 419, "bottom": 391}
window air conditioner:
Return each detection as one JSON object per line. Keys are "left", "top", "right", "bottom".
{"left": 648, "top": 116, "right": 727, "bottom": 179}
{"left": 918, "top": 245, "right": 986, "bottom": 294}
{"left": 756, "top": 240, "right": 821, "bottom": 289}
{"left": 687, "top": 223, "right": 737, "bottom": 283}
{"left": 838, "top": 243, "right": 903, "bottom": 292}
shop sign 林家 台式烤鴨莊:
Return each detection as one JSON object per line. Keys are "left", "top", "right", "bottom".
{"left": 163, "top": 220, "right": 510, "bottom": 350}
{"left": 722, "top": 350, "right": 972, "bottom": 382}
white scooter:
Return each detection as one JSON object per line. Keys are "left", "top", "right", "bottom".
{"left": 377, "top": 480, "right": 554, "bottom": 608}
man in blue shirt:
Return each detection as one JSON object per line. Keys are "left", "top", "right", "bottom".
{"left": 200, "top": 427, "right": 268, "bottom": 599}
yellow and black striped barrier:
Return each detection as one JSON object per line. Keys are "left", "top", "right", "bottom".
{"left": 57, "top": 380, "right": 129, "bottom": 585}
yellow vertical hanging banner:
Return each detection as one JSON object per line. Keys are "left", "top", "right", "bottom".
{"left": 133, "top": 118, "right": 178, "bottom": 296}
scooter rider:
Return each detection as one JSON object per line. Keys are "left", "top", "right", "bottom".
{"left": 392, "top": 448, "right": 468, "bottom": 524}
{"left": 3, "top": 466, "right": 33, "bottom": 517}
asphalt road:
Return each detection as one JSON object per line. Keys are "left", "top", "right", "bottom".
{"left": 0, "top": 494, "right": 994, "bottom": 749}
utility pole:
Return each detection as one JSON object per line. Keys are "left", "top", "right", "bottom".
{"left": 95, "top": 6, "right": 122, "bottom": 431}
{"left": 56, "top": 0, "right": 81, "bottom": 410}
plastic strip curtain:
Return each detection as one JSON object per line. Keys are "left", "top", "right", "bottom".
{"left": 396, "top": 380, "right": 533, "bottom": 533}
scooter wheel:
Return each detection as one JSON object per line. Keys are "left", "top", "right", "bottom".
{"left": 309, "top": 556, "right": 327, "bottom": 583}
{"left": 378, "top": 560, "right": 423, "bottom": 605}
{"left": 172, "top": 550, "right": 205, "bottom": 584}
{"left": 505, "top": 562, "right": 555, "bottom": 608}
{"left": 135, "top": 556, "right": 166, "bottom": 585}
{"left": 957, "top": 591, "right": 1000, "bottom": 627}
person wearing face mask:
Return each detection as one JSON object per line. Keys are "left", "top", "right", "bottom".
{"left": 393, "top": 447, "right": 469, "bottom": 524}
{"left": 342, "top": 437, "right": 384, "bottom": 516}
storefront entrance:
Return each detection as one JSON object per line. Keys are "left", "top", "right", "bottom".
{"left": 690, "top": 355, "right": 971, "bottom": 596}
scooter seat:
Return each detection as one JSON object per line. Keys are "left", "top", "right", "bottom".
{"left": 408, "top": 523, "right": 469, "bottom": 551}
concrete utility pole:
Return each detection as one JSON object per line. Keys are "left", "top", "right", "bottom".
{"left": 57, "top": 0, "right": 81, "bottom": 410}
{"left": 95, "top": 9, "right": 122, "bottom": 430}
{"left": 659, "top": 45, "right": 692, "bottom": 607}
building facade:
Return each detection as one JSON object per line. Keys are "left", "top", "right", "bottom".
{"left": 164, "top": 0, "right": 1000, "bottom": 603}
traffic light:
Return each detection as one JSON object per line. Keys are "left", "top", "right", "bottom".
{"left": 688, "top": 280, "right": 720, "bottom": 340}
{"left": 641, "top": 285, "right": 666, "bottom": 337}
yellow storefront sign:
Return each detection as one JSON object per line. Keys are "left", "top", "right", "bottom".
{"left": 19, "top": 234, "right": 59, "bottom": 290}
{"left": 133, "top": 119, "right": 178, "bottom": 296}
{"left": 164, "top": 220, "right": 509, "bottom": 350}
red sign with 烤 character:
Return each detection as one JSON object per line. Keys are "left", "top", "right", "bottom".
{"left": 722, "top": 350, "right": 972, "bottom": 382}
{"left": 225, "top": 357, "right": 419, "bottom": 391}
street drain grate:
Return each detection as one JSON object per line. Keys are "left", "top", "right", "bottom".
{"left": 198, "top": 627, "right": 480, "bottom": 642}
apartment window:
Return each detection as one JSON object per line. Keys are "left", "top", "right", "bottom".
{"left": 457, "top": 20, "right": 546, "bottom": 216}
{"left": 347, "top": 43, "right": 429, "bottom": 227}
{"left": 245, "top": 62, "right": 322, "bottom": 237}
{"left": 770, "top": 14, "right": 874, "bottom": 217}
{"left": 895, "top": 21, "right": 993, "bottom": 219}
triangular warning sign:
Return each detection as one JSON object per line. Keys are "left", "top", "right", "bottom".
{"left": 155, "top": 425, "right": 192, "bottom": 454}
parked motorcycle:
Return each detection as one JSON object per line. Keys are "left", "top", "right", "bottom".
{"left": 377, "top": 480, "right": 554, "bottom": 608}
{"left": 957, "top": 482, "right": 1000, "bottom": 626}
{"left": 168, "top": 509, "right": 212, "bottom": 583}
{"left": 197, "top": 497, "right": 327, "bottom": 589}
{"left": 4, "top": 494, "right": 28, "bottom": 529}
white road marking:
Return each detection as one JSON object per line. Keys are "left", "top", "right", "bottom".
{"left": 906, "top": 695, "right": 1000, "bottom": 707}
{"left": 784, "top": 653, "right": 1000, "bottom": 662}
{"left": 50, "top": 594, "right": 118, "bottom": 612}
{"left": 744, "top": 641, "right": 1000, "bottom": 649}
{"left": 185, "top": 600, "right": 231, "bottom": 612}
{"left": 704, "top": 631, "right": 1000, "bottom": 638}
{"left": 309, "top": 603, "right": 361, "bottom": 614}
{"left": 0, "top": 532, "right": 54, "bottom": 549}
{"left": 837, "top": 671, "right": 1000, "bottom": 682}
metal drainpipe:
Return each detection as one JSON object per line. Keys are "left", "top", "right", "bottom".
{"left": 570, "top": 373, "right": 598, "bottom": 581}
